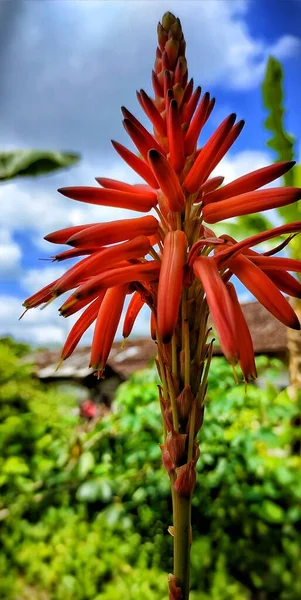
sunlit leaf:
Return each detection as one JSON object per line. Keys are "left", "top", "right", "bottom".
{"left": 0, "top": 150, "right": 80, "bottom": 181}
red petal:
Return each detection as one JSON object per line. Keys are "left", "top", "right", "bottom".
{"left": 44, "top": 224, "right": 95, "bottom": 244}
{"left": 168, "top": 99, "right": 185, "bottom": 173}
{"left": 66, "top": 215, "right": 159, "bottom": 248}
{"left": 184, "top": 92, "right": 210, "bottom": 156}
{"left": 61, "top": 296, "right": 104, "bottom": 360}
{"left": 226, "top": 283, "right": 257, "bottom": 381}
{"left": 123, "top": 117, "right": 164, "bottom": 161}
{"left": 228, "top": 254, "right": 300, "bottom": 329}
{"left": 90, "top": 285, "right": 128, "bottom": 376}
{"left": 139, "top": 89, "right": 167, "bottom": 136}
{"left": 157, "top": 230, "right": 187, "bottom": 343}
{"left": 58, "top": 186, "right": 157, "bottom": 212}
{"left": 181, "top": 86, "right": 201, "bottom": 124}
{"left": 193, "top": 256, "right": 239, "bottom": 361}
{"left": 184, "top": 114, "right": 236, "bottom": 193}
{"left": 122, "top": 292, "right": 145, "bottom": 338}
{"left": 204, "top": 160, "right": 296, "bottom": 205}
{"left": 203, "top": 187, "right": 301, "bottom": 224}
{"left": 111, "top": 139, "right": 159, "bottom": 189}
{"left": 148, "top": 149, "right": 185, "bottom": 212}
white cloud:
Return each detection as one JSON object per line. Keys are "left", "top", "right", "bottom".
{"left": 0, "top": 229, "right": 22, "bottom": 278}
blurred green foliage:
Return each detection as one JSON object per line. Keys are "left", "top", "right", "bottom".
{"left": 0, "top": 150, "right": 80, "bottom": 181}
{"left": 0, "top": 338, "right": 300, "bottom": 599}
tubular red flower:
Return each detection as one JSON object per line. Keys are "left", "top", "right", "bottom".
{"left": 203, "top": 187, "right": 301, "bottom": 224}
{"left": 90, "top": 285, "right": 128, "bottom": 377}
{"left": 184, "top": 92, "right": 210, "bottom": 156}
{"left": 122, "top": 291, "right": 145, "bottom": 338}
{"left": 61, "top": 295, "right": 104, "bottom": 360}
{"left": 148, "top": 149, "right": 185, "bottom": 212}
{"left": 95, "top": 177, "right": 153, "bottom": 194}
{"left": 44, "top": 224, "right": 96, "bottom": 244}
{"left": 181, "top": 86, "right": 201, "bottom": 124}
{"left": 23, "top": 279, "right": 59, "bottom": 309}
{"left": 58, "top": 186, "right": 157, "bottom": 212}
{"left": 199, "top": 176, "right": 224, "bottom": 196}
{"left": 52, "top": 247, "right": 101, "bottom": 262}
{"left": 64, "top": 261, "right": 160, "bottom": 309}
{"left": 52, "top": 236, "right": 151, "bottom": 297}
{"left": 247, "top": 255, "right": 301, "bottom": 273}
{"left": 168, "top": 99, "right": 185, "bottom": 173}
{"left": 157, "top": 230, "right": 187, "bottom": 343}
{"left": 204, "top": 160, "right": 296, "bottom": 205}
{"left": 183, "top": 113, "right": 236, "bottom": 193}
{"left": 111, "top": 139, "right": 159, "bottom": 189}
{"left": 139, "top": 89, "right": 167, "bottom": 136}
{"left": 123, "top": 117, "right": 164, "bottom": 160}
{"left": 228, "top": 254, "right": 300, "bottom": 329}
{"left": 226, "top": 283, "right": 257, "bottom": 381}
{"left": 66, "top": 215, "right": 159, "bottom": 248}
{"left": 193, "top": 256, "right": 239, "bottom": 362}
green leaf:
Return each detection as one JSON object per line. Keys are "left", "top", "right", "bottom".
{"left": 0, "top": 150, "right": 80, "bottom": 181}
{"left": 260, "top": 500, "right": 284, "bottom": 524}
{"left": 77, "top": 451, "right": 95, "bottom": 479}
{"left": 261, "top": 56, "right": 295, "bottom": 184}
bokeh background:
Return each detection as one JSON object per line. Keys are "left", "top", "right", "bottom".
{"left": 0, "top": 1, "right": 301, "bottom": 599}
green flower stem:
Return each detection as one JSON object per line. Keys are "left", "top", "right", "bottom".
{"left": 174, "top": 491, "right": 192, "bottom": 599}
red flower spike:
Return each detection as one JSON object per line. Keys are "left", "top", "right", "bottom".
{"left": 163, "top": 69, "right": 173, "bottom": 101}
{"left": 203, "top": 187, "right": 301, "bottom": 224}
{"left": 58, "top": 186, "right": 157, "bottom": 212}
{"left": 139, "top": 89, "right": 167, "bottom": 136}
{"left": 228, "top": 254, "right": 300, "bottom": 330}
{"left": 96, "top": 177, "right": 152, "bottom": 194}
{"left": 184, "top": 114, "right": 236, "bottom": 193}
{"left": 122, "top": 291, "right": 145, "bottom": 338}
{"left": 52, "top": 247, "right": 100, "bottom": 262}
{"left": 123, "top": 117, "right": 165, "bottom": 161}
{"left": 168, "top": 99, "right": 185, "bottom": 173}
{"left": 180, "top": 77, "right": 194, "bottom": 107}
{"left": 261, "top": 270, "right": 301, "bottom": 299}
{"left": 148, "top": 149, "right": 185, "bottom": 212}
{"left": 226, "top": 283, "right": 257, "bottom": 381}
{"left": 247, "top": 255, "right": 301, "bottom": 273}
{"left": 23, "top": 279, "right": 60, "bottom": 309}
{"left": 216, "top": 221, "right": 301, "bottom": 265}
{"left": 193, "top": 256, "right": 239, "bottom": 362}
{"left": 61, "top": 295, "right": 104, "bottom": 360}
{"left": 59, "top": 291, "right": 99, "bottom": 317}
{"left": 162, "top": 50, "right": 170, "bottom": 71}
{"left": 44, "top": 224, "right": 96, "bottom": 245}
{"left": 199, "top": 176, "right": 224, "bottom": 196}
{"left": 204, "top": 160, "right": 296, "bottom": 205}
{"left": 152, "top": 70, "right": 164, "bottom": 98}
{"left": 53, "top": 236, "right": 151, "bottom": 297}
{"left": 174, "top": 56, "right": 187, "bottom": 86}
{"left": 165, "top": 38, "right": 179, "bottom": 69}
{"left": 184, "top": 92, "right": 210, "bottom": 156}
{"left": 157, "top": 231, "right": 187, "bottom": 343}
{"left": 181, "top": 85, "right": 202, "bottom": 124}
{"left": 66, "top": 215, "right": 159, "bottom": 248}
{"left": 66, "top": 261, "right": 161, "bottom": 307}
{"left": 90, "top": 285, "right": 128, "bottom": 377}
{"left": 207, "top": 119, "right": 245, "bottom": 176}
{"left": 111, "top": 140, "right": 159, "bottom": 188}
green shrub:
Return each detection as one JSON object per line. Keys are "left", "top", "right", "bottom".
{"left": 0, "top": 339, "right": 300, "bottom": 599}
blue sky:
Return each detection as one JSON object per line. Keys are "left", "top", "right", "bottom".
{"left": 0, "top": 0, "right": 300, "bottom": 346}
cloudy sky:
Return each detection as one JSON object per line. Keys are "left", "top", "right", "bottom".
{"left": 1, "top": 0, "right": 300, "bottom": 347}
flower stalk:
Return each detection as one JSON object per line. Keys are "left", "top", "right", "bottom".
{"left": 22, "top": 11, "right": 301, "bottom": 599}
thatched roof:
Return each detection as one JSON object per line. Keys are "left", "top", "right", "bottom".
{"left": 29, "top": 301, "right": 288, "bottom": 381}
